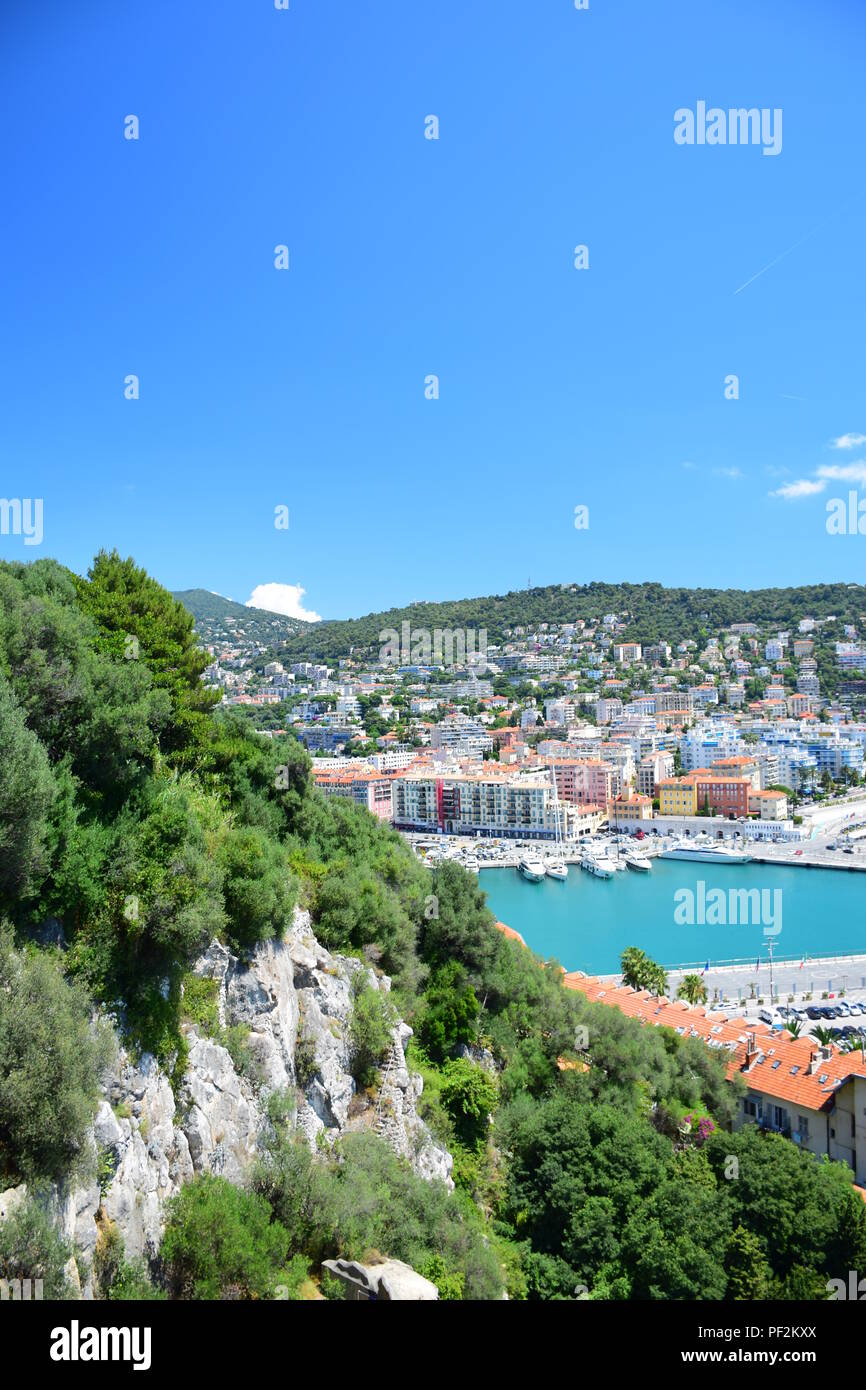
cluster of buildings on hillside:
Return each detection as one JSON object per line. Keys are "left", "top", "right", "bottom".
{"left": 196, "top": 607, "right": 866, "bottom": 842}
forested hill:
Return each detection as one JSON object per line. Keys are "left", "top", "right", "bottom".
{"left": 263, "top": 580, "right": 866, "bottom": 663}
{"left": 172, "top": 588, "right": 311, "bottom": 648}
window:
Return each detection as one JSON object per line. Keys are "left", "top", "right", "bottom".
{"left": 797, "top": 1115, "right": 809, "bottom": 1140}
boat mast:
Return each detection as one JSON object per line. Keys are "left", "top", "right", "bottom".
{"left": 550, "top": 754, "right": 564, "bottom": 861}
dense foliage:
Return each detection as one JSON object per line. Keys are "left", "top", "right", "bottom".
{"left": 0, "top": 926, "right": 114, "bottom": 1185}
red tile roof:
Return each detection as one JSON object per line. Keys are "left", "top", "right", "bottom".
{"left": 562, "top": 973, "right": 866, "bottom": 1112}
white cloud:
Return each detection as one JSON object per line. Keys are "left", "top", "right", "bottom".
{"left": 830, "top": 433, "right": 866, "bottom": 450}
{"left": 769, "top": 478, "right": 827, "bottom": 500}
{"left": 713, "top": 467, "right": 743, "bottom": 480}
{"left": 680, "top": 460, "right": 698, "bottom": 471}
{"left": 246, "top": 583, "right": 322, "bottom": 622}
{"left": 817, "top": 461, "right": 866, "bottom": 483}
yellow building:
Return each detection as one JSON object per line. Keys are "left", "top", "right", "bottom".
{"left": 657, "top": 778, "right": 698, "bottom": 816}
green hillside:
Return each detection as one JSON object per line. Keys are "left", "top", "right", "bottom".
{"left": 172, "top": 588, "right": 311, "bottom": 648}
{"left": 266, "top": 580, "right": 866, "bottom": 663}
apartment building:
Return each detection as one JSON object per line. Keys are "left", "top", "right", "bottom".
{"left": 430, "top": 715, "right": 493, "bottom": 758}
{"left": 312, "top": 767, "right": 394, "bottom": 820}
{"left": 613, "top": 642, "right": 642, "bottom": 664}
{"left": 689, "top": 770, "right": 753, "bottom": 817}
{"left": 390, "top": 768, "right": 601, "bottom": 840}
{"left": 637, "top": 751, "right": 675, "bottom": 797}
{"left": 553, "top": 758, "right": 622, "bottom": 807}
{"left": 596, "top": 697, "right": 623, "bottom": 724}
{"left": 657, "top": 778, "right": 699, "bottom": 817}
{"left": 709, "top": 755, "right": 761, "bottom": 791}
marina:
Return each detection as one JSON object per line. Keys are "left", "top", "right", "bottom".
{"left": 436, "top": 849, "right": 866, "bottom": 978}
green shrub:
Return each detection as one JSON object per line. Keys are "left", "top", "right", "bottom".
{"left": 348, "top": 980, "right": 395, "bottom": 1087}
{"left": 93, "top": 1221, "right": 164, "bottom": 1300}
{"left": 440, "top": 1059, "right": 498, "bottom": 1150}
{"left": 221, "top": 1023, "right": 265, "bottom": 1090}
{"left": 414, "top": 961, "right": 479, "bottom": 1063}
{"left": 0, "top": 926, "right": 115, "bottom": 1184}
{"left": 0, "top": 1198, "right": 75, "bottom": 1299}
{"left": 180, "top": 974, "right": 220, "bottom": 1037}
{"left": 160, "top": 1174, "right": 289, "bottom": 1300}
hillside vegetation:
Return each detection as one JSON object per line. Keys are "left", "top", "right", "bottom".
{"left": 2, "top": 552, "right": 864, "bottom": 1300}
{"left": 171, "top": 588, "right": 311, "bottom": 650}
{"left": 237, "top": 579, "right": 866, "bottom": 664}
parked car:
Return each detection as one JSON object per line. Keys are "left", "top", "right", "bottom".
{"left": 806, "top": 1007, "right": 824, "bottom": 1020}
{"left": 758, "top": 1008, "right": 782, "bottom": 1026}
{"left": 835, "top": 1002, "right": 853, "bottom": 1016}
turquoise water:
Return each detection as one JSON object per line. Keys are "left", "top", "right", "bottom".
{"left": 480, "top": 861, "right": 866, "bottom": 974}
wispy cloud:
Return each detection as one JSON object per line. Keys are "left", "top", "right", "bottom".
{"left": 733, "top": 223, "right": 824, "bottom": 295}
{"left": 713, "top": 466, "right": 743, "bottom": 480}
{"left": 680, "top": 460, "right": 698, "bottom": 471}
{"left": 246, "top": 583, "right": 322, "bottom": 622}
{"left": 830, "top": 433, "right": 866, "bottom": 450}
{"left": 769, "top": 479, "right": 827, "bottom": 500}
{"left": 817, "top": 461, "right": 866, "bottom": 483}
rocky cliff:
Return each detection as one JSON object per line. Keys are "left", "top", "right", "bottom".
{"left": 1, "top": 908, "right": 452, "bottom": 1296}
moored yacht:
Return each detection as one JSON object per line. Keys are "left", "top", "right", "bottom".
{"left": 518, "top": 855, "right": 547, "bottom": 882}
{"left": 580, "top": 850, "right": 615, "bottom": 879}
{"left": 545, "top": 859, "right": 568, "bottom": 880}
{"left": 660, "top": 838, "right": 752, "bottom": 865}
{"left": 624, "top": 852, "right": 651, "bottom": 872}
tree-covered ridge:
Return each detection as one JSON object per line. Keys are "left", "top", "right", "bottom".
{"left": 2, "top": 552, "right": 865, "bottom": 1300}
{"left": 171, "top": 588, "right": 311, "bottom": 649}
{"left": 245, "top": 579, "right": 866, "bottom": 663}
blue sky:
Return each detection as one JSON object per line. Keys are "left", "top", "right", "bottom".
{"left": 1, "top": 0, "right": 865, "bottom": 620}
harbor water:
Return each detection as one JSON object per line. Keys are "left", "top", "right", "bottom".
{"left": 480, "top": 859, "right": 866, "bottom": 976}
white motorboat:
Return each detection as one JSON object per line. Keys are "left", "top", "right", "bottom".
{"left": 518, "top": 856, "right": 546, "bottom": 882}
{"left": 545, "top": 860, "right": 568, "bottom": 880}
{"left": 580, "top": 851, "right": 615, "bottom": 879}
{"left": 463, "top": 855, "right": 480, "bottom": 874}
{"left": 624, "top": 853, "right": 651, "bottom": 872}
{"left": 660, "top": 838, "right": 752, "bottom": 865}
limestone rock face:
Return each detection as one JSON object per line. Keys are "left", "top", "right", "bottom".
{"left": 0, "top": 907, "right": 454, "bottom": 1292}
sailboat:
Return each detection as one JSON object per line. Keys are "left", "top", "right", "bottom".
{"left": 545, "top": 756, "right": 569, "bottom": 880}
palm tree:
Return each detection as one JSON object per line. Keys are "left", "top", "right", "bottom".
{"left": 812, "top": 1025, "right": 835, "bottom": 1047}
{"left": 620, "top": 946, "right": 668, "bottom": 996}
{"left": 677, "top": 974, "right": 708, "bottom": 1006}
{"left": 784, "top": 1018, "right": 803, "bottom": 1038}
